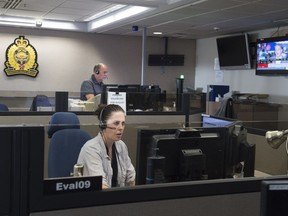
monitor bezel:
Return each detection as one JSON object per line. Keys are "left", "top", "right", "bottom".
{"left": 216, "top": 33, "right": 251, "bottom": 70}
{"left": 260, "top": 180, "right": 288, "bottom": 216}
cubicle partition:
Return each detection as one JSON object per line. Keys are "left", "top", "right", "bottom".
{"left": 2, "top": 122, "right": 288, "bottom": 216}
{"left": 0, "top": 126, "right": 44, "bottom": 216}
{"left": 2, "top": 90, "right": 288, "bottom": 215}
{"left": 25, "top": 125, "right": 288, "bottom": 216}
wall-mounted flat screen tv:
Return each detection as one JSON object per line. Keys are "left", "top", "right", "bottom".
{"left": 256, "top": 36, "right": 288, "bottom": 75}
{"left": 216, "top": 34, "right": 251, "bottom": 70}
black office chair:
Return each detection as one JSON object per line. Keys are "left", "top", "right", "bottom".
{"left": 47, "top": 112, "right": 91, "bottom": 178}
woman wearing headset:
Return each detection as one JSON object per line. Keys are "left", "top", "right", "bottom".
{"left": 77, "top": 104, "right": 135, "bottom": 189}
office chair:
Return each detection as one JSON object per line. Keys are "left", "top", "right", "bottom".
{"left": 47, "top": 112, "right": 81, "bottom": 138}
{"left": 47, "top": 112, "right": 91, "bottom": 178}
{"left": 0, "top": 103, "right": 9, "bottom": 111}
{"left": 30, "top": 94, "right": 52, "bottom": 111}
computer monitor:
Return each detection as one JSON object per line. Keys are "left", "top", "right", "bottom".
{"left": 136, "top": 123, "right": 255, "bottom": 185}
{"left": 201, "top": 114, "right": 236, "bottom": 127}
{"left": 101, "top": 84, "right": 141, "bottom": 110}
{"left": 260, "top": 180, "right": 288, "bottom": 216}
{"left": 139, "top": 85, "right": 164, "bottom": 111}
{"left": 201, "top": 114, "right": 255, "bottom": 177}
{"left": 150, "top": 127, "right": 228, "bottom": 183}
{"left": 101, "top": 84, "right": 165, "bottom": 111}
{"left": 100, "top": 84, "right": 118, "bottom": 104}
{"left": 136, "top": 128, "right": 178, "bottom": 185}
{"left": 108, "top": 84, "right": 140, "bottom": 110}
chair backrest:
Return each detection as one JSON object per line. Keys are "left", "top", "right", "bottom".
{"left": 0, "top": 103, "right": 9, "bottom": 111}
{"left": 48, "top": 128, "right": 91, "bottom": 178}
{"left": 30, "top": 95, "right": 51, "bottom": 111}
{"left": 47, "top": 112, "right": 80, "bottom": 138}
{"left": 47, "top": 112, "right": 91, "bottom": 178}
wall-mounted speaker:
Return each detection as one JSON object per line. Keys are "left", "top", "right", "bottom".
{"left": 148, "top": 54, "right": 184, "bottom": 66}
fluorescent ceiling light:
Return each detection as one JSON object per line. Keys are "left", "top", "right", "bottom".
{"left": 167, "top": 0, "right": 183, "bottom": 4}
{"left": 190, "top": 0, "right": 208, "bottom": 5}
{"left": 84, "top": 4, "right": 126, "bottom": 22}
{"left": 153, "top": 31, "right": 163, "bottom": 35}
{"left": 0, "top": 21, "right": 35, "bottom": 27}
{"left": 0, "top": 16, "right": 35, "bottom": 24}
{"left": 0, "top": 15, "right": 86, "bottom": 31}
{"left": 41, "top": 20, "right": 86, "bottom": 31}
{"left": 90, "top": 6, "right": 151, "bottom": 30}
{"left": 0, "top": 16, "right": 36, "bottom": 27}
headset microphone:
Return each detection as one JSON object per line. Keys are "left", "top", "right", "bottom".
{"left": 99, "top": 106, "right": 117, "bottom": 130}
{"left": 99, "top": 106, "right": 107, "bottom": 129}
{"left": 106, "top": 126, "right": 117, "bottom": 130}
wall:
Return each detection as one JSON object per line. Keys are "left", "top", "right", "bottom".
{"left": 0, "top": 26, "right": 196, "bottom": 94}
{"left": 248, "top": 133, "right": 287, "bottom": 175}
{"left": 195, "top": 26, "right": 288, "bottom": 104}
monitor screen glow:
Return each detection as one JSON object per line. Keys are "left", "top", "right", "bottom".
{"left": 201, "top": 114, "right": 234, "bottom": 127}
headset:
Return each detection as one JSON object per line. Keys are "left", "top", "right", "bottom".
{"left": 94, "top": 64, "right": 101, "bottom": 75}
{"left": 99, "top": 106, "right": 107, "bottom": 129}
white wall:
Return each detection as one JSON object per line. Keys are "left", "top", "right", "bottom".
{"left": 0, "top": 27, "right": 196, "bottom": 94}
{"left": 195, "top": 26, "right": 288, "bottom": 103}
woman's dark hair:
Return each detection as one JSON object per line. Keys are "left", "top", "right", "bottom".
{"left": 95, "top": 104, "right": 125, "bottom": 128}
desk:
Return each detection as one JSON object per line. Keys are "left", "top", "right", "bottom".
{"left": 234, "top": 102, "right": 280, "bottom": 130}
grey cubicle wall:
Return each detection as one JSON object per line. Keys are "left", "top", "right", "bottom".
{"left": 30, "top": 192, "right": 260, "bottom": 216}
{"left": 24, "top": 123, "right": 288, "bottom": 216}
{"left": 1, "top": 113, "right": 287, "bottom": 178}
{"left": 0, "top": 125, "right": 45, "bottom": 216}
{"left": 3, "top": 117, "right": 288, "bottom": 216}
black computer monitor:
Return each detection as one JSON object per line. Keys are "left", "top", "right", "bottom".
{"left": 139, "top": 85, "right": 164, "bottom": 111}
{"left": 100, "top": 84, "right": 118, "bottom": 104}
{"left": 260, "top": 180, "right": 288, "bottom": 216}
{"left": 101, "top": 84, "right": 141, "bottom": 110}
{"left": 136, "top": 123, "right": 255, "bottom": 185}
{"left": 201, "top": 114, "right": 255, "bottom": 177}
{"left": 150, "top": 127, "right": 228, "bottom": 183}
{"left": 101, "top": 84, "right": 165, "bottom": 111}
{"left": 109, "top": 84, "right": 140, "bottom": 110}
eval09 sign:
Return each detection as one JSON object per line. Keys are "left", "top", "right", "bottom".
{"left": 44, "top": 176, "right": 102, "bottom": 195}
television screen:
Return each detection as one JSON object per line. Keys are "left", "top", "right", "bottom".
{"left": 216, "top": 34, "right": 251, "bottom": 70}
{"left": 256, "top": 36, "right": 288, "bottom": 75}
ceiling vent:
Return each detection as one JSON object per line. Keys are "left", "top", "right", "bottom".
{"left": 3, "top": 0, "right": 22, "bottom": 9}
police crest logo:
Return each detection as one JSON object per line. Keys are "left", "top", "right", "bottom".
{"left": 4, "top": 35, "right": 39, "bottom": 77}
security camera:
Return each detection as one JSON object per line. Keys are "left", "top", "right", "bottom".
{"left": 35, "top": 20, "right": 42, "bottom": 27}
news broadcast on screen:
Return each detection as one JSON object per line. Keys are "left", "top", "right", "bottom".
{"left": 257, "top": 40, "right": 288, "bottom": 70}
